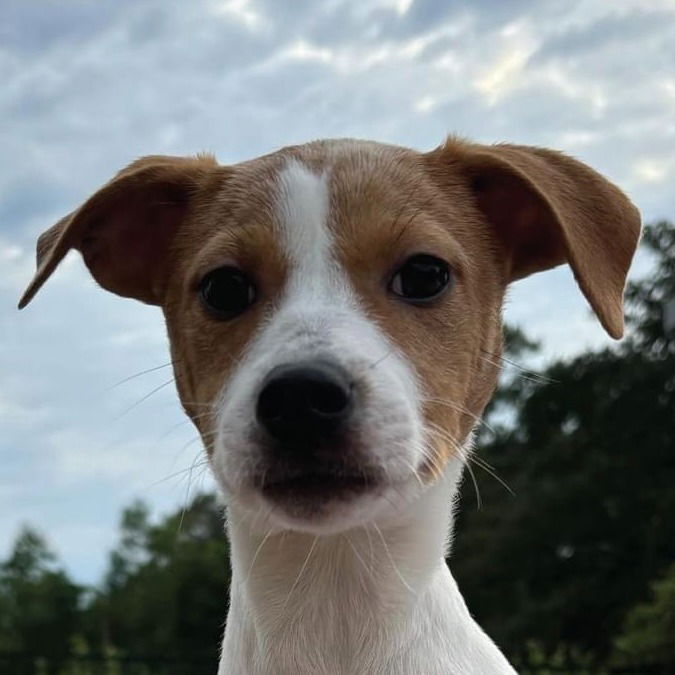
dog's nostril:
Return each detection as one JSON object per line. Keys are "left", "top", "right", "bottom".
{"left": 256, "top": 361, "right": 353, "bottom": 444}
{"left": 308, "top": 380, "right": 350, "bottom": 416}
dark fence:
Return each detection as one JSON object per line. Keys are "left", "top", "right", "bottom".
{"left": 513, "top": 662, "right": 669, "bottom": 675}
{"left": 0, "top": 653, "right": 669, "bottom": 675}
{"left": 0, "top": 653, "right": 215, "bottom": 675}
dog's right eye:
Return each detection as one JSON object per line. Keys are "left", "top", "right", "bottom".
{"left": 198, "top": 267, "right": 256, "bottom": 319}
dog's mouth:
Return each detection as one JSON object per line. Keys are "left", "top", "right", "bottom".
{"left": 256, "top": 468, "right": 382, "bottom": 505}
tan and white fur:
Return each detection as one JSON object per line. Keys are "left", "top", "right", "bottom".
{"left": 19, "top": 137, "right": 641, "bottom": 674}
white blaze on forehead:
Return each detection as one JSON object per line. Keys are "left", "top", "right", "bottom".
{"left": 274, "top": 160, "right": 333, "bottom": 295}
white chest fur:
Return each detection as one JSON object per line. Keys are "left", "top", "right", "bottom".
{"left": 218, "top": 465, "right": 516, "bottom": 675}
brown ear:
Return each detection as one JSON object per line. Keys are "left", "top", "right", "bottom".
{"left": 18, "top": 154, "right": 218, "bottom": 309}
{"left": 437, "top": 138, "right": 642, "bottom": 339}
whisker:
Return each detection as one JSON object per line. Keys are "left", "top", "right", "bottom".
{"left": 367, "top": 348, "right": 395, "bottom": 372}
{"left": 156, "top": 419, "right": 191, "bottom": 442}
{"left": 479, "top": 351, "right": 556, "bottom": 385}
{"left": 177, "top": 450, "right": 206, "bottom": 534}
{"left": 425, "top": 420, "right": 472, "bottom": 458}
{"left": 147, "top": 457, "right": 210, "bottom": 489}
{"left": 114, "top": 378, "right": 175, "bottom": 420}
{"left": 422, "top": 396, "right": 495, "bottom": 434}
{"left": 159, "top": 409, "right": 218, "bottom": 444}
{"left": 372, "top": 523, "right": 414, "bottom": 595}
{"left": 400, "top": 458, "right": 424, "bottom": 489}
{"left": 282, "top": 536, "right": 318, "bottom": 614}
{"left": 453, "top": 443, "right": 482, "bottom": 509}
{"left": 363, "top": 525, "right": 375, "bottom": 573}
{"left": 425, "top": 421, "right": 515, "bottom": 497}
{"left": 423, "top": 422, "right": 481, "bottom": 505}
{"left": 175, "top": 436, "right": 203, "bottom": 455}
{"left": 469, "top": 455, "right": 516, "bottom": 497}
{"left": 278, "top": 529, "right": 289, "bottom": 552}
{"left": 423, "top": 420, "right": 461, "bottom": 454}
{"left": 245, "top": 528, "right": 274, "bottom": 584}
{"left": 106, "top": 361, "right": 176, "bottom": 391}
{"left": 353, "top": 348, "right": 396, "bottom": 380}
{"left": 343, "top": 533, "right": 374, "bottom": 585}
{"left": 227, "top": 503, "right": 264, "bottom": 540}
{"left": 417, "top": 441, "right": 445, "bottom": 479}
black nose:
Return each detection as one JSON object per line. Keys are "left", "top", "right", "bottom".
{"left": 256, "top": 361, "right": 353, "bottom": 446}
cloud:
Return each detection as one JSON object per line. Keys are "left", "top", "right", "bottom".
{"left": 633, "top": 157, "right": 672, "bottom": 184}
{"left": 1, "top": 0, "right": 674, "bottom": 583}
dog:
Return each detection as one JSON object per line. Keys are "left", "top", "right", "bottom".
{"left": 19, "top": 137, "right": 640, "bottom": 674}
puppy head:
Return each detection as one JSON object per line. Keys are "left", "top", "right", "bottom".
{"left": 20, "top": 139, "right": 640, "bottom": 534}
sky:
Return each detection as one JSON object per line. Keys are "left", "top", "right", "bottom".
{"left": 2, "top": 0, "right": 675, "bottom": 585}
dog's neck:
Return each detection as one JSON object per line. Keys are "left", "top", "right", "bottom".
{"left": 219, "top": 459, "right": 515, "bottom": 675}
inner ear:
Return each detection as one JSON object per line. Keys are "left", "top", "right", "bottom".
{"left": 18, "top": 154, "right": 218, "bottom": 310}
{"left": 470, "top": 169, "right": 566, "bottom": 280}
{"left": 79, "top": 180, "right": 191, "bottom": 304}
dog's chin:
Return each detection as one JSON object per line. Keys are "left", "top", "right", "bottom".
{"left": 232, "top": 472, "right": 422, "bottom": 536}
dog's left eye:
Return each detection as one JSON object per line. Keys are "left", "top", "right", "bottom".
{"left": 199, "top": 266, "right": 256, "bottom": 319}
{"left": 389, "top": 254, "right": 451, "bottom": 303}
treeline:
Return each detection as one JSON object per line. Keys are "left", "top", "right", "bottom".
{"left": 452, "top": 221, "right": 675, "bottom": 672}
{"left": 0, "top": 496, "right": 228, "bottom": 674}
{"left": 1, "top": 222, "right": 674, "bottom": 674}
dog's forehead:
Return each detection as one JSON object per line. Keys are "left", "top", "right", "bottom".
{"left": 183, "top": 138, "right": 475, "bottom": 287}
{"left": 251, "top": 138, "right": 418, "bottom": 174}
{"left": 221, "top": 139, "right": 425, "bottom": 218}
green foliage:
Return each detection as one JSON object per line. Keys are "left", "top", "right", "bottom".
{"left": 0, "top": 527, "right": 81, "bottom": 665}
{"left": 85, "top": 494, "right": 230, "bottom": 663}
{"left": 452, "top": 221, "right": 675, "bottom": 667}
{"left": 624, "top": 220, "right": 675, "bottom": 357}
{"left": 0, "top": 498, "right": 229, "bottom": 673}
{"left": 614, "top": 562, "right": 675, "bottom": 668}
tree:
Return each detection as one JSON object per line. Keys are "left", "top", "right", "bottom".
{"left": 614, "top": 562, "right": 675, "bottom": 668}
{"left": 0, "top": 527, "right": 81, "bottom": 672}
{"left": 451, "top": 222, "right": 675, "bottom": 667}
{"left": 84, "top": 493, "right": 231, "bottom": 670}
{"left": 624, "top": 220, "right": 675, "bottom": 358}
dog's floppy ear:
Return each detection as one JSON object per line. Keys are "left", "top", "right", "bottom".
{"left": 18, "top": 154, "right": 218, "bottom": 309}
{"left": 437, "top": 138, "right": 641, "bottom": 339}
